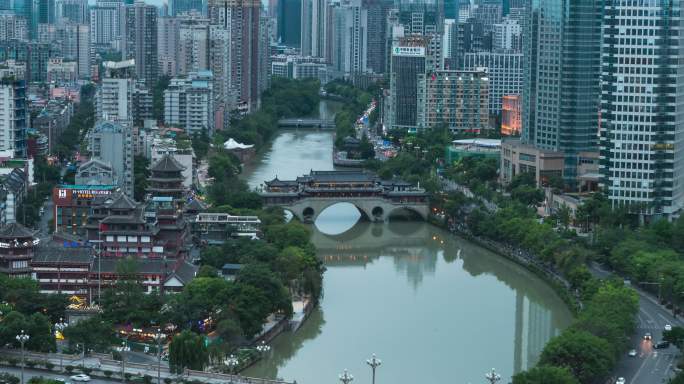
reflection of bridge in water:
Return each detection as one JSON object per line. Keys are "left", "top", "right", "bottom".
{"left": 310, "top": 220, "right": 571, "bottom": 373}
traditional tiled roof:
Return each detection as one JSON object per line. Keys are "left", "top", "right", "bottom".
{"left": 151, "top": 154, "right": 185, "bottom": 173}
{"left": 0, "top": 223, "right": 35, "bottom": 239}
{"left": 107, "top": 194, "right": 137, "bottom": 210}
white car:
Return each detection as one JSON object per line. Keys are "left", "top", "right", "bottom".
{"left": 665, "top": 324, "right": 672, "bottom": 331}
{"left": 628, "top": 349, "right": 637, "bottom": 357}
{"left": 69, "top": 374, "right": 91, "bottom": 382}
{"left": 616, "top": 378, "right": 626, "bottom": 384}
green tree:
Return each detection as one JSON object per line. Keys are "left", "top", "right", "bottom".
{"left": 168, "top": 330, "right": 208, "bottom": 373}
{"left": 63, "top": 316, "right": 116, "bottom": 352}
{"left": 539, "top": 330, "right": 614, "bottom": 384}
{"left": 512, "top": 366, "right": 579, "bottom": 384}
{"left": 133, "top": 155, "right": 150, "bottom": 202}
{"left": 664, "top": 326, "right": 684, "bottom": 349}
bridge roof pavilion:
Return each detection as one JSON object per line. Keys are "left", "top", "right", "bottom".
{"left": 297, "top": 170, "right": 377, "bottom": 184}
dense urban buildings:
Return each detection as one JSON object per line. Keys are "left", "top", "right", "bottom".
{"left": 121, "top": 1, "right": 158, "bottom": 82}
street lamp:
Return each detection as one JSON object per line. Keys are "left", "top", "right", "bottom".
{"left": 485, "top": 368, "right": 501, "bottom": 384}
{"left": 54, "top": 318, "right": 68, "bottom": 372}
{"left": 153, "top": 330, "right": 166, "bottom": 384}
{"left": 116, "top": 341, "right": 131, "bottom": 383}
{"left": 256, "top": 341, "right": 270, "bottom": 355}
{"left": 224, "top": 354, "right": 239, "bottom": 383}
{"left": 16, "top": 330, "right": 30, "bottom": 384}
{"left": 365, "top": 354, "right": 381, "bottom": 384}
{"left": 339, "top": 369, "right": 354, "bottom": 384}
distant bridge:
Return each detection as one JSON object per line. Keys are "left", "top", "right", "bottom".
{"left": 259, "top": 170, "right": 429, "bottom": 223}
{"left": 278, "top": 118, "right": 336, "bottom": 129}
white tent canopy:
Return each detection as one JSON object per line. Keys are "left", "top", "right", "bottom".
{"left": 223, "top": 138, "right": 254, "bottom": 150}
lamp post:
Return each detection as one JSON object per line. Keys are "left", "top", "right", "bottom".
{"left": 256, "top": 341, "right": 270, "bottom": 356}
{"left": 485, "top": 368, "right": 501, "bottom": 384}
{"left": 153, "top": 330, "right": 166, "bottom": 384}
{"left": 116, "top": 341, "right": 130, "bottom": 383}
{"left": 339, "top": 369, "right": 353, "bottom": 384}
{"left": 224, "top": 355, "right": 239, "bottom": 384}
{"left": 365, "top": 354, "right": 381, "bottom": 384}
{"left": 54, "top": 318, "right": 68, "bottom": 372}
{"left": 16, "top": 330, "right": 30, "bottom": 384}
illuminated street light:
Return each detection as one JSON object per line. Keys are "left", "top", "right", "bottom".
{"left": 256, "top": 341, "right": 271, "bottom": 355}
{"left": 485, "top": 368, "right": 502, "bottom": 384}
{"left": 339, "top": 369, "right": 354, "bottom": 384}
{"left": 16, "top": 330, "right": 30, "bottom": 384}
{"left": 54, "top": 318, "right": 68, "bottom": 372}
{"left": 116, "top": 341, "right": 131, "bottom": 383}
{"left": 153, "top": 330, "right": 166, "bottom": 384}
{"left": 365, "top": 354, "right": 381, "bottom": 384}
{"left": 225, "top": 354, "right": 239, "bottom": 383}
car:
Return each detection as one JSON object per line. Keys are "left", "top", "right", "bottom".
{"left": 665, "top": 324, "right": 672, "bottom": 331}
{"left": 628, "top": 349, "right": 637, "bottom": 357}
{"left": 654, "top": 341, "right": 671, "bottom": 349}
{"left": 616, "top": 378, "right": 626, "bottom": 384}
{"left": 644, "top": 332, "right": 652, "bottom": 340}
{"left": 69, "top": 375, "right": 90, "bottom": 382}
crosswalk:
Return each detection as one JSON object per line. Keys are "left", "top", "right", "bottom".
{"left": 637, "top": 325, "right": 665, "bottom": 331}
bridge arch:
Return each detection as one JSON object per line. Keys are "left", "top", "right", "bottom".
{"left": 387, "top": 206, "right": 429, "bottom": 221}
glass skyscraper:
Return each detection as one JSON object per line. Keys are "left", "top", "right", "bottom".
{"left": 522, "top": 0, "right": 603, "bottom": 187}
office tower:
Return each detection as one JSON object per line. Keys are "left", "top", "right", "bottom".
{"left": 178, "top": 17, "right": 210, "bottom": 74}
{"left": 364, "top": 0, "right": 391, "bottom": 74}
{"left": 330, "top": 0, "right": 367, "bottom": 75}
{"left": 55, "top": 0, "right": 88, "bottom": 24}
{"left": 388, "top": 38, "right": 426, "bottom": 132}
{"left": 157, "top": 16, "right": 180, "bottom": 76}
{"left": 501, "top": 94, "right": 520, "bottom": 135}
{"left": 90, "top": 0, "right": 123, "bottom": 50}
{"left": 164, "top": 71, "right": 214, "bottom": 136}
{"left": 300, "top": 0, "right": 330, "bottom": 58}
{"left": 522, "top": 0, "right": 603, "bottom": 187}
{"left": 97, "top": 60, "right": 134, "bottom": 123}
{"left": 121, "top": 1, "right": 158, "bottom": 82}
{"left": 462, "top": 51, "right": 522, "bottom": 115}
{"left": 0, "top": 78, "right": 27, "bottom": 157}
{"left": 398, "top": 2, "right": 443, "bottom": 35}
{"left": 208, "top": 0, "right": 262, "bottom": 111}
{"left": 442, "top": 19, "right": 455, "bottom": 67}
{"left": 449, "top": 17, "right": 486, "bottom": 68}
{"left": 599, "top": 0, "right": 684, "bottom": 217}
{"left": 89, "top": 121, "right": 134, "bottom": 197}
{"left": 417, "top": 69, "right": 489, "bottom": 134}
{"left": 277, "top": 0, "right": 300, "bottom": 47}
{"left": 472, "top": 2, "right": 501, "bottom": 33}
{"left": 0, "top": 11, "right": 29, "bottom": 41}
{"left": 170, "top": 0, "right": 204, "bottom": 15}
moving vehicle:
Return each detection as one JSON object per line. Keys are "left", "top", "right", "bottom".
{"left": 665, "top": 324, "right": 672, "bottom": 331}
{"left": 616, "top": 378, "right": 625, "bottom": 384}
{"left": 628, "top": 349, "right": 637, "bottom": 357}
{"left": 69, "top": 375, "right": 90, "bottom": 382}
{"left": 654, "top": 341, "right": 670, "bottom": 349}
{"left": 644, "top": 332, "right": 652, "bottom": 340}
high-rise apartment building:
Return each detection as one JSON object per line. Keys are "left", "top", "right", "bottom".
{"left": 54, "top": 22, "right": 90, "bottom": 78}
{"left": 417, "top": 69, "right": 489, "bottom": 134}
{"left": 462, "top": 51, "right": 522, "bottom": 115}
{"left": 121, "top": 1, "right": 158, "bottom": 82}
{"left": 89, "top": 120, "right": 134, "bottom": 197}
{"left": 599, "top": 0, "right": 684, "bottom": 217}
{"left": 0, "top": 40, "right": 55, "bottom": 83}
{"left": 55, "top": 0, "right": 88, "bottom": 24}
{"left": 300, "top": 0, "right": 330, "bottom": 59}
{"left": 0, "top": 11, "right": 29, "bottom": 41}
{"left": 0, "top": 78, "right": 27, "bottom": 157}
{"left": 97, "top": 59, "right": 134, "bottom": 123}
{"left": 492, "top": 17, "right": 521, "bottom": 51}
{"left": 209, "top": 25, "right": 232, "bottom": 128}
{"left": 178, "top": 16, "right": 210, "bottom": 74}
{"left": 208, "top": 0, "right": 262, "bottom": 111}
{"left": 157, "top": 16, "right": 180, "bottom": 76}
{"left": 364, "top": 0, "right": 391, "bottom": 74}
{"left": 522, "top": 0, "right": 603, "bottom": 186}
{"left": 330, "top": 0, "right": 367, "bottom": 76}
{"left": 89, "top": 0, "right": 123, "bottom": 50}
{"left": 276, "top": 0, "right": 300, "bottom": 47}
{"left": 164, "top": 70, "right": 214, "bottom": 136}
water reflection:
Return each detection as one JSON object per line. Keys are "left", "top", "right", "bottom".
{"left": 244, "top": 216, "right": 573, "bottom": 384}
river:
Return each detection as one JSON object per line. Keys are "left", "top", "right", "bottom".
{"left": 241, "top": 100, "right": 573, "bottom": 384}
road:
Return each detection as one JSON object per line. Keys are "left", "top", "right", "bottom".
{"left": 591, "top": 263, "right": 681, "bottom": 384}
{"left": 0, "top": 366, "right": 114, "bottom": 384}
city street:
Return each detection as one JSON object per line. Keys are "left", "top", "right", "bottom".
{"left": 0, "top": 366, "right": 113, "bottom": 384}
{"left": 591, "top": 263, "right": 682, "bottom": 384}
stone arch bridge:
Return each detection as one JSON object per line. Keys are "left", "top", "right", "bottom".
{"left": 259, "top": 170, "right": 429, "bottom": 223}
